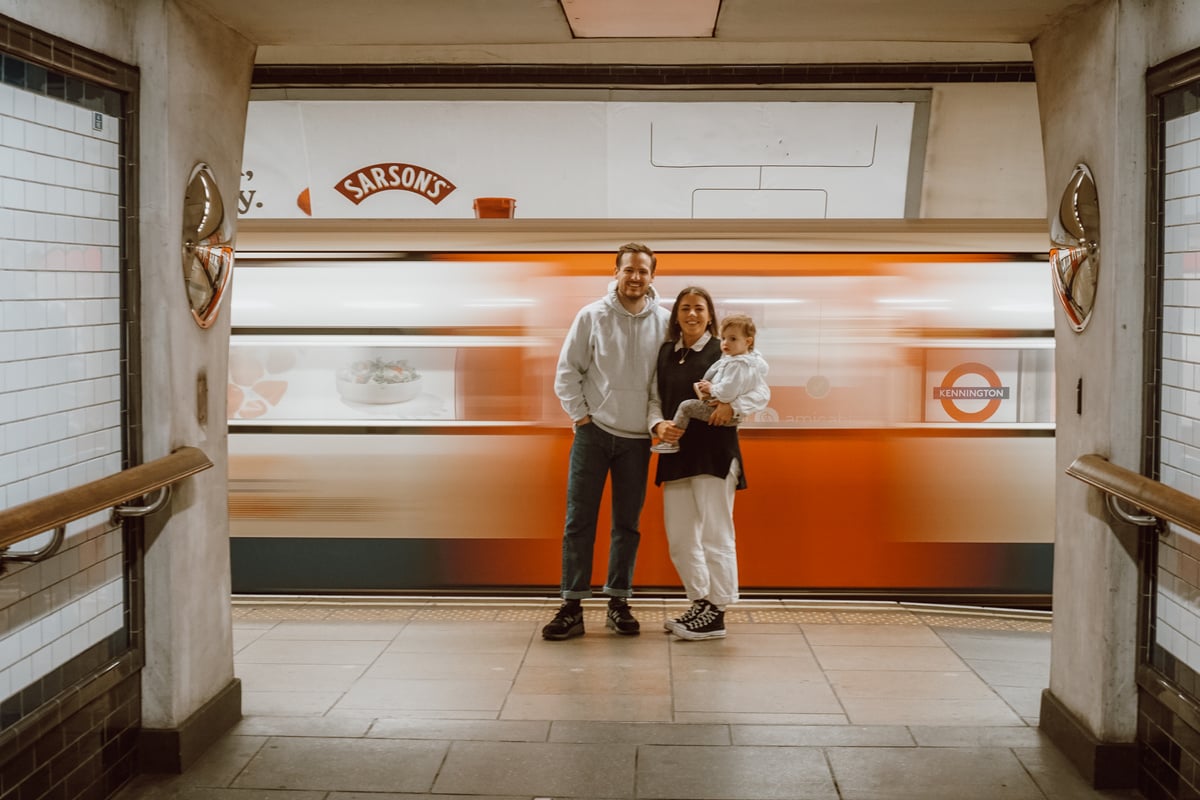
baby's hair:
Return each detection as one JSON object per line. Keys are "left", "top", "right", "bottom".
{"left": 719, "top": 313, "right": 757, "bottom": 348}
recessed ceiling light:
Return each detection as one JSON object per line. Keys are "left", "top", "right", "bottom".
{"left": 560, "top": 0, "right": 720, "bottom": 38}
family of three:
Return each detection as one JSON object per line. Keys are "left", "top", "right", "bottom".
{"left": 544, "top": 242, "right": 770, "bottom": 642}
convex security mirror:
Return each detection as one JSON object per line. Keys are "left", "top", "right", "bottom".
{"left": 181, "top": 163, "right": 235, "bottom": 329}
{"left": 1050, "top": 163, "right": 1100, "bottom": 333}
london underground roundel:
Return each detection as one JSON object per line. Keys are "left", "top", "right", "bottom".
{"left": 933, "top": 362, "right": 1008, "bottom": 422}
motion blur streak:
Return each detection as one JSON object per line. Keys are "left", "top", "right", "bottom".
{"left": 228, "top": 246, "right": 1055, "bottom": 604}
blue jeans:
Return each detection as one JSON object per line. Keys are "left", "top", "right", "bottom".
{"left": 561, "top": 422, "right": 651, "bottom": 599}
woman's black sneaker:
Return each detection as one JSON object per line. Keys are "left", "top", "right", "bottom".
{"left": 542, "top": 601, "right": 584, "bottom": 640}
{"left": 671, "top": 599, "right": 726, "bottom": 640}
{"left": 664, "top": 600, "right": 704, "bottom": 632}
{"left": 605, "top": 600, "right": 640, "bottom": 635}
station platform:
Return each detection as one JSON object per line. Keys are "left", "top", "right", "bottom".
{"left": 115, "top": 597, "right": 1139, "bottom": 800}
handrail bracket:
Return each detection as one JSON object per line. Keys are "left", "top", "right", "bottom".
{"left": 0, "top": 447, "right": 212, "bottom": 575}
{"left": 1066, "top": 454, "right": 1200, "bottom": 538}
{"left": 0, "top": 526, "right": 66, "bottom": 576}
{"left": 111, "top": 485, "right": 172, "bottom": 523}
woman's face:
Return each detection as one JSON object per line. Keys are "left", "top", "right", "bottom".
{"left": 675, "top": 292, "right": 712, "bottom": 345}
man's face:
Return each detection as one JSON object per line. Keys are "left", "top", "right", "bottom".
{"left": 614, "top": 252, "right": 654, "bottom": 304}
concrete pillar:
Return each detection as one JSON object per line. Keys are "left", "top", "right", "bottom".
{"left": 132, "top": 0, "right": 255, "bottom": 771}
{"left": 1031, "top": 0, "right": 1200, "bottom": 787}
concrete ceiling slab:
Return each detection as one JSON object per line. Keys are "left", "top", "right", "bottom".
{"left": 178, "top": 0, "right": 1100, "bottom": 63}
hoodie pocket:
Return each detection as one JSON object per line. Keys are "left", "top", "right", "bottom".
{"left": 592, "top": 388, "right": 646, "bottom": 434}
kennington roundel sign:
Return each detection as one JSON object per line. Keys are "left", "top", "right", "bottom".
{"left": 933, "top": 362, "right": 1009, "bottom": 422}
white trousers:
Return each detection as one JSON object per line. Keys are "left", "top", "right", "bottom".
{"left": 662, "top": 459, "right": 740, "bottom": 608}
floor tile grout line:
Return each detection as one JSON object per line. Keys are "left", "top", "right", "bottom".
{"left": 233, "top": 606, "right": 1048, "bottom": 734}
{"left": 929, "top": 624, "right": 1045, "bottom": 728}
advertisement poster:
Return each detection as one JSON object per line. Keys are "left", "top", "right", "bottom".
{"left": 239, "top": 99, "right": 917, "bottom": 220}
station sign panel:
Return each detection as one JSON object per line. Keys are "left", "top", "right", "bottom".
{"left": 924, "top": 350, "right": 1020, "bottom": 423}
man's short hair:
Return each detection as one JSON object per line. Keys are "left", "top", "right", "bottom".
{"left": 616, "top": 242, "right": 656, "bottom": 274}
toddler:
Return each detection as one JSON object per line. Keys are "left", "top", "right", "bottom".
{"left": 652, "top": 313, "right": 770, "bottom": 453}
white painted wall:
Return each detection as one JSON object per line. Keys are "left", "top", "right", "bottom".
{"left": 920, "top": 83, "right": 1047, "bottom": 219}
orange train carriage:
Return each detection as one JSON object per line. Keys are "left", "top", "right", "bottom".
{"left": 227, "top": 236, "right": 1055, "bottom": 605}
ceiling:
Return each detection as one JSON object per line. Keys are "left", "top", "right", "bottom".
{"left": 181, "top": 0, "right": 1100, "bottom": 65}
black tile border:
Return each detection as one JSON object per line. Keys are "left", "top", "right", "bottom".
{"left": 1138, "top": 669, "right": 1200, "bottom": 799}
{"left": 252, "top": 61, "right": 1035, "bottom": 88}
{"left": 0, "top": 655, "right": 139, "bottom": 800}
{"left": 0, "top": 631, "right": 127, "bottom": 734}
{"left": 1039, "top": 688, "right": 1138, "bottom": 789}
{"left": 1151, "top": 643, "right": 1200, "bottom": 700}
{"left": 0, "top": 13, "right": 137, "bottom": 94}
{"left": 0, "top": 648, "right": 138, "bottom": 772}
{"left": 0, "top": 50, "right": 122, "bottom": 116}
{"left": 139, "top": 678, "right": 241, "bottom": 774}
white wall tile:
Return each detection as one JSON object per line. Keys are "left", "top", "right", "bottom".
{"left": 23, "top": 121, "right": 45, "bottom": 155}
{"left": 1169, "top": 143, "right": 1185, "bottom": 173}
{"left": 1, "top": 86, "right": 127, "bottom": 701}
{"left": 1158, "top": 108, "right": 1200, "bottom": 672}
{"left": 51, "top": 102, "right": 73, "bottom": 132}
{"left": 2, "top": 117, "right": 25, "bottom": 151}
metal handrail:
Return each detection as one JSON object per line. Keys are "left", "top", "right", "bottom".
{"left": 0, "top": 447, "right": 213, "bottom": 567}
{"left": 1066, "top": 453, "right": 1200, "bottom": 534}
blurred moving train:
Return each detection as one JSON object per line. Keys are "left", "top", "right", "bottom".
{"left": 226, "top": 222, "right": 1056, "bottom": 605}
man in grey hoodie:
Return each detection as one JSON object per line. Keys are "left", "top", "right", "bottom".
{"left": 543, "top": 242, "right": 671, "bottom": 640}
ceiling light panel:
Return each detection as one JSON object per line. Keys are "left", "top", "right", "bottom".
{"left": 561, "top": 0, "right": 720, "bottom": 38}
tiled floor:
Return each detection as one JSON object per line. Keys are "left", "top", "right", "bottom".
{"left": 115, "top": 597, "right": 1142, "bottom": 800}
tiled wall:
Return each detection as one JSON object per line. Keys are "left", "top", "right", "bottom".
{"left": 0, "top": 661, "right": 140, "bottom": 799}
{"left": 1157, "top": 104, "right": 1200, "bottom": 678}
{"left": 0, "top": 71, "right": 125, "bottom": 726}
{"left": 1144, "top": 75, "right": 1200, "bottom": 800}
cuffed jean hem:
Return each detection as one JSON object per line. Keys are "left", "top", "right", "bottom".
{"left": 560, "top": 588, "right": 633, "bottom": 600}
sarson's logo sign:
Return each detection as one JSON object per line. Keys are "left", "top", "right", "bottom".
{"left": 335, "top": 162, "right": 457, "bottom": 205}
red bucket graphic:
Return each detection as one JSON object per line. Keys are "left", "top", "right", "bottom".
{"left": 473, "top": 197, "right": 516, "bottom": 218}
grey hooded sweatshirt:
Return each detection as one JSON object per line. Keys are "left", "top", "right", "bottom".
{"left": 554, "top": 281, "right": 670, "bottom": 439}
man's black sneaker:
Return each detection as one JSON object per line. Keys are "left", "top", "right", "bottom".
{"left": 670, "top": 599, "right": 726, "bottom": 640}
{"left": 542, "top": 602, "right": 584, "bottom": 640}
{"left": 605, "top": 600, "right": 641, "bottom": 635}
{"left": 664, "top": 600, "right": 704, "bottom": 632}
